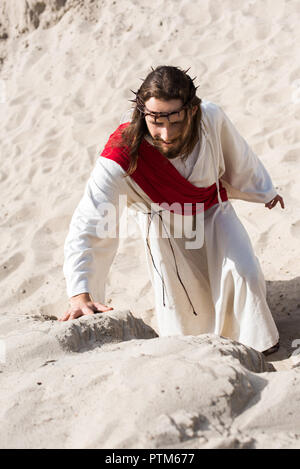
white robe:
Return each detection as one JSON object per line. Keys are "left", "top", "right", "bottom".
{"left": 63, "top": 100, "right": 279, "bottom": 352}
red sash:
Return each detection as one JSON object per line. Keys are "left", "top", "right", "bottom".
{"left": 100, "top": 123, "right": 228, "bottom": 215}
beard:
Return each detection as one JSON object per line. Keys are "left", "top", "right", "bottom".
{"left": 152, "top": 138, "right": 185, "bottom": 159}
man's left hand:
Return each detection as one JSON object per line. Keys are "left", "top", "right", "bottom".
{"left": 265, "top": 194, "right": 285, "bottom": 210}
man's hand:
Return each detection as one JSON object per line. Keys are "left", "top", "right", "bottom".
{"left": 59, "top": 292, "right": 113, "bottom": 321}
{"left": 265, "top": 194, "right": 285, "bottom": 210}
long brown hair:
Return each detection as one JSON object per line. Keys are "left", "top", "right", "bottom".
{"left": 121, "top": 66, "right": 202, "bottom": 176}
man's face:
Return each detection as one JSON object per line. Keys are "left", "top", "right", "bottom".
{"left": 144, "top": 97, "right": 188, "bottom": 159}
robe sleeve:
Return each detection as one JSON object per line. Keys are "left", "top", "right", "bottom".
{"left": 218, "top": 107, "right": 278, "bottom": 203}
{"left": 63, "top": 158, "right": 127, "bottom": 302}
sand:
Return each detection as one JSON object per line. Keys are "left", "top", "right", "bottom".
{"left": 0, "top": 0, "right": 299, "bottom": 449}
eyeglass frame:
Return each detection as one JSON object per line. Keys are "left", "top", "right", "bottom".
{"left": 135, "top": 95, "right": 193, "bottom": 123}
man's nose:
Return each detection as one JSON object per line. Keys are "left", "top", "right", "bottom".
{"left": 160, "top": 126, "right": 174, "bottom": 142}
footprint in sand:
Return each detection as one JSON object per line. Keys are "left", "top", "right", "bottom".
{"left": 40, "top": 98, "right": 52, "bottom": 110}
{"left": 282, "top": 149, "right": 299, "bottom": 163}
{"left": 0, "top": 252, "right": 25, "bottom": 283}
{"left": 291, "top": 221, "right": 300, "bottom": 239}
{"left": 31, "top": 216, "right": 68, "bottom": 254}
{"left": 30, "top": 215, "right": 74, "bottom": 266}
{"left": 16, "top": 274, "right": 45, "bottom": 300}
{"left": 8, "top": 93, "right": 29, "bottom": 107}
{"left": 256, "top": 229, "right": 271, "bottom": 250}
{"left": 5, "top": 105, "right": 29, "bottom": 131}
{"left": 0, "top": 170, "right": 7, "bottom": 183}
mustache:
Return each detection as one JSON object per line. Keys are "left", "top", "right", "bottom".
{"left": 153, "top": 137, "right": 179, "bottom": 144}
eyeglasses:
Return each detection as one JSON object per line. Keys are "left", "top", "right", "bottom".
{"left": 136, "top": 96, "right": 189, "bottom": 123}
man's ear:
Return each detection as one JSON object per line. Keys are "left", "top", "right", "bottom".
{"left": 191, "top": 105, "right": 198, "bottom": 116}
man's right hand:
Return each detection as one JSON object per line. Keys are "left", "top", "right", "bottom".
{"left": 59, "top": 292, "right": 113, "bottom": 321}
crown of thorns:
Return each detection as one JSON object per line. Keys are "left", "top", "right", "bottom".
{"left": 129, "top": 67, "right": 199, "bottom": 122}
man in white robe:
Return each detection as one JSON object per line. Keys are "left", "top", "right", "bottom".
{"left": 60, "top": 66, "right": 284, "bottom": 355}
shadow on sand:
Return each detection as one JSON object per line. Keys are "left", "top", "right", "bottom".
{"left": 266, "top": 276, "right": 300, "bottom": 363}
